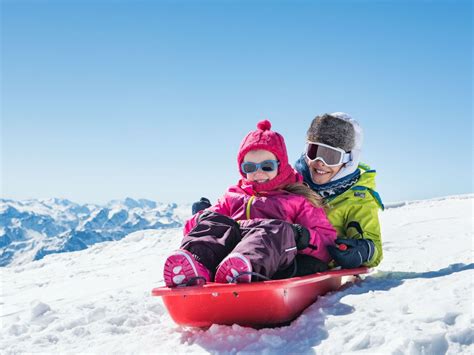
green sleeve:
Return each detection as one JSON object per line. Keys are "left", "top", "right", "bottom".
{"left": 344, "top": 199, "right": 383, "bottom": 267}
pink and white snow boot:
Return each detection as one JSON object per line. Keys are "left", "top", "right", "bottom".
{"left": 163, "top": 249, "right": 211, "bottom": 287}
{"left": 214, "top": 253, "right": 252, "bottom": 283}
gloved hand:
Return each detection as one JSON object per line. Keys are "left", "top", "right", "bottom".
{"left": 291, "top": 224, "right": 310, "bottom": 250}
{"left": 327, "top": 238, "right": 375, "bottom": 269}
{"left": 192, "top": 197, "right": 211, "bottom": 215}
{"left": 295, "top": 254, "right": 328, "bottom": 276}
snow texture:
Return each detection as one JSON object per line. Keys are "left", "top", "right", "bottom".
{"left": 1, "top": 195, "right": 473, "bottom": 354}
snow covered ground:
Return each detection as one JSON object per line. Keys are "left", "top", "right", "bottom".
{"left": 1, "top": 195, "right": 472, "bottom": 354}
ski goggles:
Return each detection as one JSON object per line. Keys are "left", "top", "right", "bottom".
{"left": 305, "top": 141, "right": 352, "bottom": 167}
{"left": 241, "top": 160, "right": 279, "bottom": 174}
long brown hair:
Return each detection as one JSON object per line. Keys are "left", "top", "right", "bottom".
{"left": 283, "top": 183, "right": 323, "bottom": 208}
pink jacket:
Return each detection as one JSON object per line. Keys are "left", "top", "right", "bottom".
{"left": 184, "top": 180, "right": 337, "bottom": 262}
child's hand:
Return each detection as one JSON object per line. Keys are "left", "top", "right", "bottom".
{"left": 327, "top": 238, "right": 375, "bottom": 268}
{"left": 291, "top": 224, "right": 310, "bottom": 250}
{"left": 192, "top": 197, "right": 211, "bottom": 215}
{"left": 295, "top": 254, "right": 328, "bottom": 275}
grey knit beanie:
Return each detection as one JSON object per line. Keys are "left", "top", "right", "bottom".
{"left": 307, "top": 113, "right": 356, "bottom": 152}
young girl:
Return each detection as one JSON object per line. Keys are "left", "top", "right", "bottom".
{"left": 163, "top": 120, "right": 337, "bottom": 287}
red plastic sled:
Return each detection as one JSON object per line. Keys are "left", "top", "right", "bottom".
{"left": 152, "top": 267, "right": 369, "bottom": 328}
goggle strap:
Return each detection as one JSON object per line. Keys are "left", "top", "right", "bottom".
{"left": 342, "top": 152, "right": 351, "bottom": 163}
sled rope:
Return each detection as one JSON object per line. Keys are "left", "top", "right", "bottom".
{"left": 183, "top": 276, "right": 208, "bottom": 287}
{"left": 230, "top": 271, "right": 271, "bottom": 283}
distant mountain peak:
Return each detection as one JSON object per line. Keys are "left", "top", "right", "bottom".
{"left": 0, "top": 197, "right": 187, "bottom": 267}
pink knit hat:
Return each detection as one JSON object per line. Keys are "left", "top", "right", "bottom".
{"left": 237, "top": 120, "right": 301, "bottom": 192}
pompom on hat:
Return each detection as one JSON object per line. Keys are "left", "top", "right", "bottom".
{"left": 237, "top": 120, "right": 301, "bottom": 192}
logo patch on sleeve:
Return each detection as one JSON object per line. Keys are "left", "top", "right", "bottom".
{"left": 354, "top": 192, "right": 366, "bottom": 198}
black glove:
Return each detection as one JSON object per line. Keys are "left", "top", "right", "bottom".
{"left": 291, "top": 224, "right": 310, "bottom": 250}
{"left": 327, "top": 238, "right": 375, "bottom": 269}
{"left": 294, "top": 254, "right": 328, "bottom": 276}
{"left": 192, "top": 197, "right": 211, "bottom": 215}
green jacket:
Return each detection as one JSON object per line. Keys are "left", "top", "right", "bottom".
{"left": 325, "top": 163, "right": 384, "bottom": 267}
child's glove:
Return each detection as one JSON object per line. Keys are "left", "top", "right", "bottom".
{"left": 192, "top": 197, "right": 211, "bottom": 215}
{"left": 291, "top": 224, "right": 310, "bottom": 250}
{"left": 327, "top": 238, "right": 375, "bottom": 269}
{"left": 295, "top": 254, "right": 328, "bottom": 276}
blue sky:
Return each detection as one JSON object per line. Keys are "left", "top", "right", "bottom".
{"left": 1, "top": 0, "right": 472, "bottom": 205}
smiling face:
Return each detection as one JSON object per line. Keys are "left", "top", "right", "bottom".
{"left": 243, "top": 150, "right": 278, "bottom": 183}
{"left": 306, "top": 157, "right": 344, "bottom": 184}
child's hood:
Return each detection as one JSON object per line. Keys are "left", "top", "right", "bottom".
{"left": 237, "top": 120, "right": 300, "bottom": 192}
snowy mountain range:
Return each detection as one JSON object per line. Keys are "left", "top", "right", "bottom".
{"left": 0, "top": 197, "right": 190, "bottom": 267}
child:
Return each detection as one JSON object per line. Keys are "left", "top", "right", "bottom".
{"left": 163, "top": 120, "right": 337, "bottom": 287}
